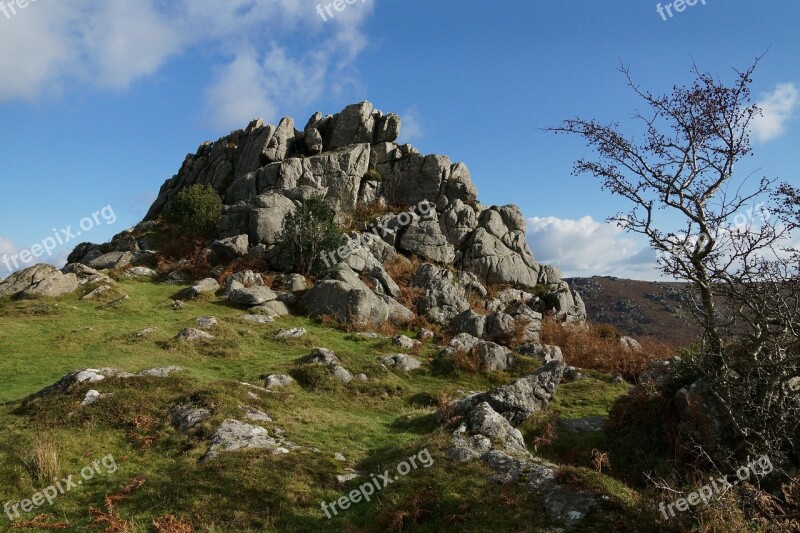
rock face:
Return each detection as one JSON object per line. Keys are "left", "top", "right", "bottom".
{"left": 72, "top": 101, "right": 585, "bottom": 330}
{"left": 0, "top": 264, "right": 78, "bottom": 298}
{"left": 138, "top": 101, "right": 581, "bottom": 298}
{"left": 453, "top": 361, "right": 566, "bottom": 425}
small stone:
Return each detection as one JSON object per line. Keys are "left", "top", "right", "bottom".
{"left": 276, "top": 328, "right": 306, "bottom": 338}
{"left": 238, "top": 314, "right": 274, "bottom": 324}
{"left": 264, "top": 374, "right": 295, "bottom": 389}
{"left": 176, "top": 328, "right": 214, "bottom": 341}
{"left": 134, "top": 327, "right": 158, "bottom": 338}
{"left": 196, "top": 316, "right": 218, "bottom": 329}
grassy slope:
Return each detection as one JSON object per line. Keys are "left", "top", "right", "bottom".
{"left": 0, "top": 281, "right": 656, "bottom": 532}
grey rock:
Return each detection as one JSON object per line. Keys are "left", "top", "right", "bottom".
{"left": 450, "top": 402, "right": 529, "bottom": 460}
{"left": 0, "top": 264, "right": 79, "bottom": 298}
{"left": 262, "top": 117, "right": 296, "bottom": 162}
{"left": 453, "top": 361, "right": 566, "bottom": 425}
{"left": 330, "top": 365, "right": 354, "bottom": 384}
{"left": 563, "top": 366, "right": 584, "bottom": 381}
{"left": 304, "top": 347, "right": 340, "bottom": 365}
{"left": 122, "top": 266, "right": 158, "bottom": 279}
{"left": 227, "top": 286, "right": 277, "bottom": 306}
{"left": 82, "top": 284, "right": 113, "bottom": 300}
{"left": 619, "top": 336, "right": 642, "bottom": 351}
{"left": 176, "top": 328, "right": 215, "bottom": 341}
{"left": 81, "top": 390, "right": 110, "bottom": 407}
{"left": 411, "top": 264, "right": 474, "bottom": 325}
{"left": 248, "top": 192, "right": 296, "bottom": 246}
{"left": 136, "top": 366, "right": 183, "bottom": 378}
{"left": 284, "top": 274, "right": 307, "bottom": 291}
{"left": 379, "top": 354, "right": 422, "bottom": 372}
{"left": 444, "top": 333, "right": 515, "bottom": 372}
{"left": 88, "top": 251, "right": 134, "bottom": 270}
{"left": 264, "top": 374, "right": 295, "bottom": 389}
{"left": 242, "top": 406, "right": 272, "bottom": 423}
{"left": 302, "top": 277, "right": 413, "bottom": 325}
{"left": 201, "top": 419, "right": 296, "bottom": 463}
{"left": 249, "top": 300, "right": 289, "bottom": 317}
{"left": 170, "top": 404, "right": 212, "bottom": 433}
{"left": 63, "top": 263, "right": 112, "bottom": 285}
{"left": 304, "top": 127, "right": 323, "bottom": 154}
{"left": 134, "top": 327, "right": 158, "bottom": 338}
{"left": 451, "top": 310, "right": 488, "bottom": 338}
{"left": 179, "top": 278, "right": 220, "bottom": 299}
{"left": 517, "top": 343, "right": 564, "bottom": 364}
{"left": 327, "top": 101, "right": 375, "bottom": 149}
{"left": 210, "top": 234, "right": 249, "bottom": 261}
{"left": 276, "top": 327, "right": 306, "bottom": 338}
{"left": 238, "top": 314, "right": 274, "bottom": 324}
{"left": 373, "top": 112, "right": 401, "bottom": 143}
{"left": 196, "top": 316, "right": 218, "bottom": 329}
{"left": 392, "top": 335, "right": 420, "bottom": 350}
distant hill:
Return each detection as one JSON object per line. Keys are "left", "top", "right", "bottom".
{"left": 567, "top": 276, "right": 702, "bottom": 348}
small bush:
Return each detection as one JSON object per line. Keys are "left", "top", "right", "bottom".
{"left": 278, "top": 197, "right": 346, "bottom": 276}
{"left": 161, "top": 184, "right": 223, "bottom": 239}
{"left": 540, "top": 317, "right": 673, "bottom": 381}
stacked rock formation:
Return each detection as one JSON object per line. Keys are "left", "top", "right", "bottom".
{"left": 63, "top": 101, "right": 586, "bottom": 332}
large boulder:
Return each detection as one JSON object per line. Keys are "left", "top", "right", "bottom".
{"left": 302, "top": 268, "right": 413, "bottom": 325}
{"left": 411, "top": 264, "right": 485, "bottom": 325}
{"left": 462, "top": 206, "right": 540, "bottom": 287}
{"left": 246, "top": 192, "right": 296, "bottom": 245}
{"left": 453, "top": 361, "right": 566, "bottom": 425}
{"left": 443, "top": 333, "right": 515, "bottom": 372}
{"left": 0, "top": 264, "right": 78, "bottom": 298}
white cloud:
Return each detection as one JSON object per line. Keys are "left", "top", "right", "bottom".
{"left": 526, "top": 215, "right": 663, "bottom": 280}
{"left": 0, "top": 0, "right": 375, "bottom": 127}
{"left": 398, "top": 107, "right": 424, "bottom": 143}
{"left": 0, "top": 237, "right": 21, "bottom": 276}
{"left": 751, "top": 82, "right": 799, "bottom": 142}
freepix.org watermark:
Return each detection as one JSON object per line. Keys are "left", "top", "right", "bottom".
{"left": 4, "top": 454, "right": 118, "bottom": 521}
{"left": 656, "top": 0, "right": 707, "bottom": 21}
{"left": 0, "top": 0, "right": 37, "bottom": 20}
{"left": 658, "top": 454, "right": 772, "bottom": 520}
{"left": 321, "top": 448, "right": 434, "bottom": 519}
{"left": 316, "top": 0, "right": 366, "bottom": 22}
{"left": 1, "top": 205, "right": 117, "bottom": 273}
{"left": 321, "top": 200, "right": 434, "bottom": 269}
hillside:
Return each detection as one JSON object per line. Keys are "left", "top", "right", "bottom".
{"left": 1, "top": 102, "right": 793, "bottom": 532}
{"left": 567, "top": 277, "right": 701, "bottom": 348}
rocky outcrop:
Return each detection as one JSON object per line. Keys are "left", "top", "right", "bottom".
{"left": 453, "top": 361, "right": 566, "bottom": 425}
{"left": 0, "top": 264, "right": 78, "bottom": 298}
{"left": 138, "top": 101, "right": 579, "bottom": 296}
{"left": 301, "top": 266, "right": 413, "bottom": 325}
{"left": 72, "top": 101, "right": 585, "bottom": 335}
{"left": 442, "top": 333, "right": 515, "bottom": 372}
{"left": 201, "top": 419, "right": 298, "bottom": 463}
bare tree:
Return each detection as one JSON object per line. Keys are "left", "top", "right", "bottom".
{"left": 550, "top": 59, "right": 800, "bottom": 463}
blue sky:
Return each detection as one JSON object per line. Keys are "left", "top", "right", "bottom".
{"left": 0, "top": 0, "right": 798, "bottom": 279}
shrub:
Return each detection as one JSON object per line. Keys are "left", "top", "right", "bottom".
{"left": 277, "top": 197, "right": 346, "bottom": 276}
{"left": 540, "top": 317, "right": 673, "bottom": 381}
{"left": 161, "top": 184, "right": 222, "bottom": 239}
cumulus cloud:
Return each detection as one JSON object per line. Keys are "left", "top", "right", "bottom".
{"left": 0, "top": 0, "right": 375, "bottom": 127}
{"left": 526, "top": 215, "right": 663, "bottom": 280}
{"left": 398, "top": 107, "right": 424, "bottom": 144}
{"left": 751, "top": 82, "right": 799, "bottom": 142}
{"left": 0, "top": 237, "right": 21, "bottom": 276}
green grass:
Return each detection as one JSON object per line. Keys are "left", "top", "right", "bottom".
{"left": 0, "top": 281, "right": 647, "bottom": 531}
